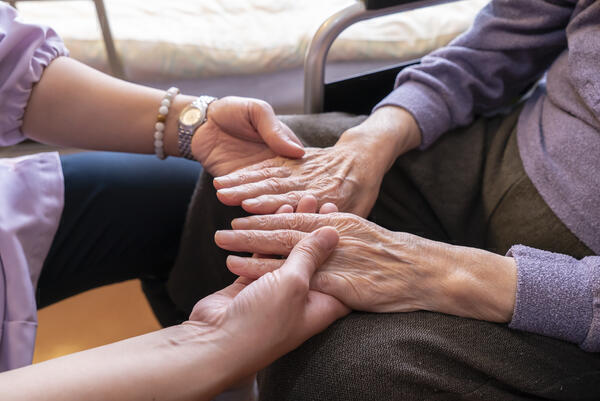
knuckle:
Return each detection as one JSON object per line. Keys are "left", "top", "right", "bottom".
{"left": 255, "top": 215, "right": 270, "bottom": 229}
{"left": 291, "top": 214, "right": 309, "bottom": 230}
{"left": 254, "top": 99, "right": 272, "bottom": 114}
{"left": 243, "top": 231, "right": 260, "bottom": 246}
{"left": 279, "top": 230, "right": 299, "bottom": 250}
{"left": 286, "top": 191, "right": 303, "bottom": 204}
{"left": 287, "top": 270, "right": 308, "bottom": 293}
{"left": 264, "top": 177, "right": 283, "bottom": 192}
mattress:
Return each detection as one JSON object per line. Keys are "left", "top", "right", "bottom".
{"left": 17, "top": 0, "right": 488, "bottom": 81}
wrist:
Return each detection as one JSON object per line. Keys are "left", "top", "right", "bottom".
{"left": 339, "top": 106, "right": 421, "bottom": 166}
{"left": 440, "top": 245, "right": 518, "bottom": 322}
{"left": 173, "top": 321, "right": 248, "bottom": 399}
{"left": 180, "top": 320, "right": 263, "bottom": 395}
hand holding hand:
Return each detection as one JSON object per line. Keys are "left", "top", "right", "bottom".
{"left": 215, "top": 212, "right": 517, "bottom": 322}
{"left": 191, "top": 96, "right": 305, "bottom": 177}
{"left": 187, "top": 226, "right": 349, "bottom": 383}
{"left": 213, "top": 106, "right": 422, "bottom": 217}
{"left": 214, "top": 143, "right": 381, "bottom": 218}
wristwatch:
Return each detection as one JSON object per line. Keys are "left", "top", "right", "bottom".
{"left": 178, "top": 96, "right": 217, "bottom": 160}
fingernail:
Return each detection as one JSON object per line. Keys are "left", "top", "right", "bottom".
{"left": 226, "top": 255, "right": 245, "bottom": 267}
{"left": 313, "top": 227, "right": 338, "bottom": 250}
{"left": 243, "top": 199, "right": 259, "bottom": 207}
{"left": 287, "top": 139, "right": 304, "bottom": 149}
{"left": 218, "top": 188, "right": 233, "bottom": 195}
{"left": 215, "top": 230, "right": 235, "bottom": 245}
{"left": 231, "top": 218, "right": 250, "bottom": 229}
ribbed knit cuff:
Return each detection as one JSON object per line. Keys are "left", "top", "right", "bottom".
{"left": 507, "top": 245, "right": 595, "bottom": 349}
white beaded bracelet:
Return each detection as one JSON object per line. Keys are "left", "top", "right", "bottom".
{"left": 154, "top": 86, "right": 180, "bottom": 159}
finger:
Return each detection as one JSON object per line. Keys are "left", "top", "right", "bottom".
{"left": 212, "top": 276, "right": 254, "bottom": 299}
{"left": 215, "top": 229, "right": 306, "bottom": 255}
{"left": 280, "top": 227, "right": 339, "bottom": 283}
{"left": 279, "top": 121, "right": 304, "bottom": 148}
{"left": 276, "top": 204, "right": 294, "bottom": 214}
{"left": 217, "top": 178, "right": 297, "bottom": 206}
{"left": 213, "top": 167, "right": 291, "bottom": 190}
{"left": 296, "top": 195, "right": 318, "bottom": 213}
{"left": 231, "top": 213, "right": 336, "bottom": 232}
{"left": 319, "top": 202, "right": 339, "bottom": 214}
{"left": 253, "top": 204, "right": 293, "bottom": 258}
{"left": 249, "top": 101, "right": 305, "bottom": 159}
{"left": 241, "top": 192, "right": 305, "bottom": 214}
{"left": 227, "top": 255, "right": 285, "bottom": 279}
{"left": 214, "top": 159, "right": 286, "bottom": 190}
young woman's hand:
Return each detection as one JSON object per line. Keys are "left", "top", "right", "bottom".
{"left": 192, "top": 97, "right": 304, "bottom": 177}
{"left": 187, "top": 226, "right": 350, "bottom": 383}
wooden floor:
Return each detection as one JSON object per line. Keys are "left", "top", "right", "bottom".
{"left": 34, "top": 280, "right": 161, "bottom": 363}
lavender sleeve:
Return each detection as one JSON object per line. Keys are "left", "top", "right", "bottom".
{"left": 374, "top": 0, "right": 574, "bottom": 149}
{"left": 508, "top": 245, "right": 600, "bottom": 352}
{"left": 0, "top": 3, "right": 68, "bottom": 146}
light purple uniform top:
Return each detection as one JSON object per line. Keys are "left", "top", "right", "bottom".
{"left": 376, "top": 0, "right": 600, "bottom": 351}
{"left": 0, "top": 4, "right": 67, "bottom": 371}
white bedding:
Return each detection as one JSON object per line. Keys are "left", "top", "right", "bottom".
{"left": 17, "top": 0, "right": 488, "bottom": 80}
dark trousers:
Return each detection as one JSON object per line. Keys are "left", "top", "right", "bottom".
{"left": 168, "top": 109, "right": 600, "bottom": 400}
{"left": 38, "top": 152, "right": 201, "bottom": 326}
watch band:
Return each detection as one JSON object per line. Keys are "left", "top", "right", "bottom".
{"left": 178, "top": 96, "right": 217, "bottom": 160}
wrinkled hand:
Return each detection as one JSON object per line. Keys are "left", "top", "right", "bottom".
{"left": 214, "top": 212, "right": 444, "bottom": 313}
{"left": 188, "top": 227, "right": 349, "bottom": 378}
{"left": 213, "top": 106, "right": 423, "bottom": 217}
{"left": 213, "top": 137, "right": 387, "bottom": 218}
{"left": 191, "top": 96, "right": 304, "bottom": 177}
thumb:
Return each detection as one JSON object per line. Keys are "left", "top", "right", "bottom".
{"left": 250, "top": 100, "right": 305, "bottom": 159}
{"left": 281, "top": 227, "right": 338, "bottom": 284}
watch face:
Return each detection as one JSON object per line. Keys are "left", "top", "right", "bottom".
{"left": 181, "top": 108, "right": 204, "bottom": 126}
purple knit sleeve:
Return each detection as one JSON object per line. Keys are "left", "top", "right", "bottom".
{"left": 373, "top": 0, "right": 575, "bottom": 149}
{"left": 0, "top": 4, "right": 69, "bottom": 146}
{"left": 508, "top": 245, "right": 600, "bottom": 352}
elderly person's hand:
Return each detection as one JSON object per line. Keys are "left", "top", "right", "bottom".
{"left": 213, "top": 107, "right": 421, "bottom": 217}
{"left": 215, "top": 212, "right": 518, "bottom": 324}
{"left": 192, "top": 96, "right": 305, "bottom": 177}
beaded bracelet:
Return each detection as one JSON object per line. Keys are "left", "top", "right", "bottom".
{"left": 154, "top": 86, "right": 180, "bottom": 159}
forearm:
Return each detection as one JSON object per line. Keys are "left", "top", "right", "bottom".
{"left": 394, "top": 234, "right": 517, "bottom": 322}
{"left": 22, "top": 57, "right": 195, "bottom": 156}
{"left": 0, "top": 323, "right": 244, "bottom": 401}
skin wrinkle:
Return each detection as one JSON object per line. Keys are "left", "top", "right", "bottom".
{"left": 218, "top": 145, "right": 383, "bottom": 216}
{"left": 223, "top": 212, "right": 517, "bottom": 321}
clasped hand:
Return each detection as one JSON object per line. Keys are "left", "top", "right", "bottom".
{"left": 215, "top": 212, "right": 517, "bottom": 323}
{"left": 191, "top": 96, "right": 305, "bottom": 177}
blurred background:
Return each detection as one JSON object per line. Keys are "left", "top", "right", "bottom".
{"left": 1, "top": 0, "right": 487, "bottom": 363}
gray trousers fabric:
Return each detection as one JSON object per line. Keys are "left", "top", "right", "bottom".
{"left": 167, "top": 110, "right": 600, "bottom": 400}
